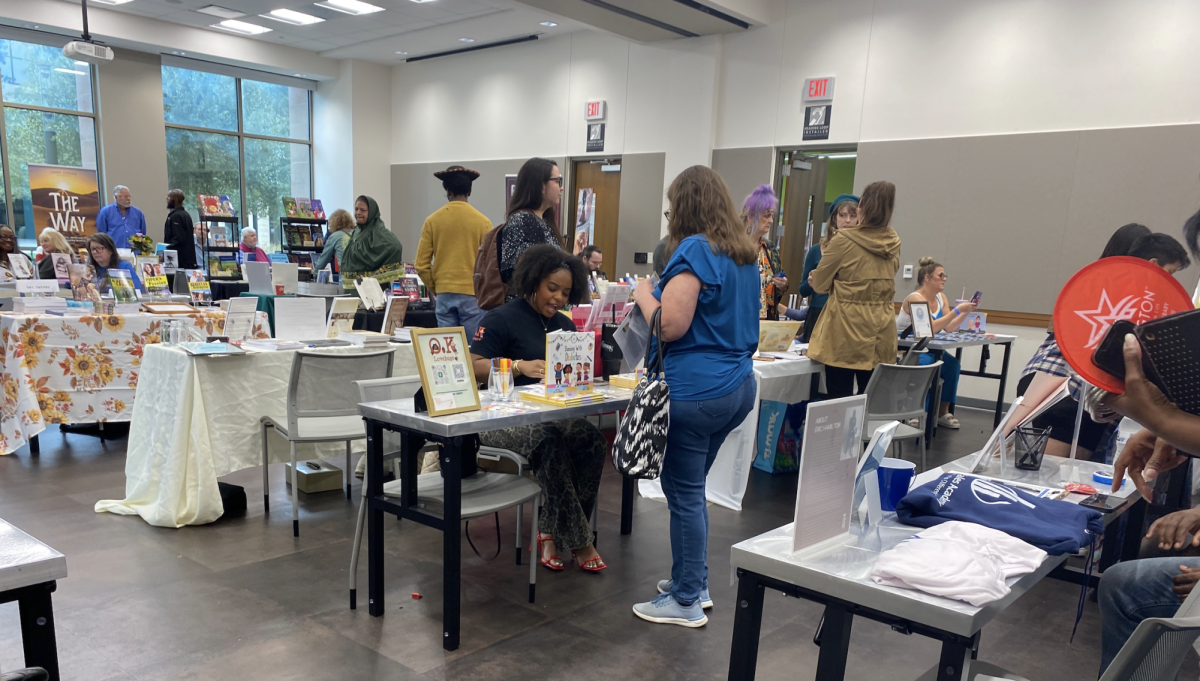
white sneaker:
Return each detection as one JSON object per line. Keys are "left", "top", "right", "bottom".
{"left": 633, "top": 593, "right": 707, "bottom": 627}
{"left": 657, "top": 579, "right": 713, "bottom": 609}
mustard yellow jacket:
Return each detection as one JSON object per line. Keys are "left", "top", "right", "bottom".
{"left": 807, "top": 226, "right": 902, "bottom": 371}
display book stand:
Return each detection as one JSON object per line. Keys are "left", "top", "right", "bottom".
{"left": 201, "top": 215, "right": 242, "bottom": 281}
{"left": 280, "top": 216, "right": 327, "bottom": 270}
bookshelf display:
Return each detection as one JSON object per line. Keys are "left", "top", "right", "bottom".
{"left": 202, "top": 215, "right": 242, "bottom": 280}
{"left": 280, "top": 216, "right": 327, "bottom": 271}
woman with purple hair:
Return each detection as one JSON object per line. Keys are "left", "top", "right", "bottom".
{"left": 742, "top": 184, "right": 787, "bottom": 320}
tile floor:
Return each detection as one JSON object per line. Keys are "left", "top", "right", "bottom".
{"left": 0, "top": 409, "right": 1194, "bottom": 680}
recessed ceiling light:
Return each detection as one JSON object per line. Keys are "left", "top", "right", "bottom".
{"left": 293, "top": 73, "right": 304, "bottom": 77}
{"left": 91, "top": 0, "right": 135, "bottom": 5}
{"left": 394, "top": 50, "right": 408, "bottom": 55}
{"left": 73, "top": 60, "right": 89, "bottom": 66}
{"left": 54, "top": 68, "right": 88, "bottom": 76}
{"left": 458, "top": 37, "right": 475, "bottom": 43}
{"left": 314, "top": 0, "right": 384, "bottom": 15}
{"left": 171, "top": 51, "right": 185, "bottom": 55}
{"left": 409, "top": 0, "right": 437, "bottom": 3}
{"left": 214, "top": 19, "right": 272, "bottom": 34}
{"left": 539, "top": 21, "right": 557, "bottom": 27}
{"left": 195, "top": 4, "right": 244, "bottom": 19}
{"left": 261, "top": 8, "right": 324, "bottom": 25}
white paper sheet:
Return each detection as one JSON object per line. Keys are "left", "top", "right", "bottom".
{"left": 274, "top": 297, "right": 328, "bottom": 341}
{"left": 793, "top": 395, "right": 867, "bottom": 554}
{"left": 245, "top": 262, "right": 272, "bottom": 295}
{"left": 271, "top": 262, "right": 298, "bottom": 295}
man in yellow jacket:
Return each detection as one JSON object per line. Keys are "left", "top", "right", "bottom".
{"left": 415, "top": 166, "right": 493, "bottom": 339}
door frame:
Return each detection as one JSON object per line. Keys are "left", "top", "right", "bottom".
{"left": 772, "top": 143, "right": 858, "bottom": 252}
{"left": 567, "top": 156, "right": 622, "bottom": 273}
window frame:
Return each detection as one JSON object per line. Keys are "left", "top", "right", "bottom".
{"left": 0, "top": 36, "right": 103, "bottom": 244}
{"left": 163, "top": 64, "right": 314, "bottom": 251}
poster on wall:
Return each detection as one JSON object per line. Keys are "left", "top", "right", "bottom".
{"left": 587, "top": 123, "right": 605, "bottom": 152}
{"left": 803, "top": 105, "right": 831, "bottom": 141}
{"left": 28, "top": 164, "right": 99, "bottom": 250}
{"left": 505, "top": 174, "right": 518, "bottom": 206}
{"left": 574, "top": 188, "right": 596, "bottom": 255}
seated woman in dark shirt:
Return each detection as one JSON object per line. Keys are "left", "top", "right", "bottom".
{"left": 470, "top": 245, "right": 609, "bottom": 573}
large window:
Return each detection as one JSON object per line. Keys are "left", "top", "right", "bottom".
{"left": 163, "top": 65, "right": 312, "bottom": 251}
{"left": 0, "top": 39, "right": 100, "bottom": 243}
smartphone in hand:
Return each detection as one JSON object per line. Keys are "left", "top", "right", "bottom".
{"left": 970, "top": 291, "right": 982, "bottom": 305}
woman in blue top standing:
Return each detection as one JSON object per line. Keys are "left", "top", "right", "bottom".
{"left": 796, "top": 193, "right": 857, "bottom": 343}
{"left": 631, "top": 165, "right": 760, "bottom": 628}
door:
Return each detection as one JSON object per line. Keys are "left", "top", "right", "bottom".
{"left": 776, "top": 153, "right": 828, "bottom": 301}
{"left": 569, "top": 159, "right": 621, "bottom": 280}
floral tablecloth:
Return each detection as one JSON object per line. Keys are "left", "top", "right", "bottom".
{"left": 0, "top": 311, "right": 269, "bottom": 455}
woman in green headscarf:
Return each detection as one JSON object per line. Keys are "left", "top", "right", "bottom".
{"left": 340, "top": 195, "right": 406, "bottom": 289}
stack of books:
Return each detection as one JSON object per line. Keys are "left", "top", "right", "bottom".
{"left": 607, "top": 373, "right": 643, "bottom": 390}
{"left": 14, "top": 297, "right": 67, "bottom": 314}
{"left": 242, "top": 339, "right": 306, "bottom": 352}
{"left": 338, "top": 330, "right": 392, "bottom": 347}
{"left": 518, "top": 384, "right": 608, "bottom": 408}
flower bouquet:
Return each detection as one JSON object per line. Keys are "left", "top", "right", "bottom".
{"left": 129, "top": 234, "right": 156, "bottom": 256}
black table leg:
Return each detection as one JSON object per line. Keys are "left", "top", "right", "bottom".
{"left": 29, "top": 433, "right": 39, "bottom": 454}
{"left": 994, "top": 342, "right": 1012, "bottom": 428}
{"left": 814, "top": 603, "right": 854, "bottom": 681}
{"left": 620, "top": 475, "right": 634, "bottom": 535}
{"left": 1120, "top": 498, "right": 1148, "bottom": 563}
{"left": 442, "top": 437, "right": 463, "bottom": 651}
{"left": 18, "top": 582, "right": 60, "bottom": 681}
{"left": 935, "top": 635, "right": 975, "bottom": 681}
{"left": 367, "top": 419, "right": 386, "bottom": 617}
{"left": 727, "top": 570, "right": 766, "bottom": 681}
{"left": 925, "top": 349, "right": 944, "bottom": 449}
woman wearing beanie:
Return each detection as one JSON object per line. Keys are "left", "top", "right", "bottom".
{"left": 794, "top": 193, "right": 858, "bottom": 343}
{"left": 742, "top": 184, "right": 786, "bottom": 321}
{"left": 807, "top": 181, "right": 901, "bottom": 398}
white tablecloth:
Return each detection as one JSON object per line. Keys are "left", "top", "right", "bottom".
{"left": 640, "top": 354, "right": 822, "bottom": 511}
{"left": 95, "top": 342, "right": 416, "bottom": 528}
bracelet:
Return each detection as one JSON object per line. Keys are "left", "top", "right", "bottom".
{"left": 953, "top": 307, "right": 961, "bottom": 315}
{"left": 513, "top": 360, "right": 521, "bottom": 377}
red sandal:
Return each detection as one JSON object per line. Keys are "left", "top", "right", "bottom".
{"left": 532, "top": 533, "right": 563, "bottom": 572}
{"left": 572, "top": 551, "right": 607, "bottom": 573}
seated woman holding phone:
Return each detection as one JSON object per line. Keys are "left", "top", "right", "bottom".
{"left": 469, "top": 245, "right": 609, "bottom": 573}
{"left": 894, "top": 257, "right": 977, "bottom": 429}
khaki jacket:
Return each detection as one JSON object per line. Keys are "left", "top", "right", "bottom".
{"left": 807, "top": 226, "right": 902, "bottom": 371}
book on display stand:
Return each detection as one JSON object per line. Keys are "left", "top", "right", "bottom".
{"left": 199, "top": 211, "right": 242, "bottom": 281}
{"left": 279, "top": 200, "right": 327, "bottom": 273}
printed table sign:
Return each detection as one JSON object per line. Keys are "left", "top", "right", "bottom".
{"left": 412, "top": 327, "right": 481, "bottom": 417}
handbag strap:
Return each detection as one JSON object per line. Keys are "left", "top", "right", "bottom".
{"left": 644, "top": 307, "right": 668, "bottom": 378}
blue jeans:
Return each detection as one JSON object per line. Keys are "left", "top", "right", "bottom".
{"left": 1098, "top": 556, "right": 1200, "bottom": 672}
{"left": 661, "top": 374, "right": 757, "bottom": 606}
{"left": 435, "top": 292, "right": 486, "bottom": 340}
{"left": 920, "top": 351, "right": 961, "bottom": 404}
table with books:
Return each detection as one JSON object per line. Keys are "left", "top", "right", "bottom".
{"left": 95, "top": 340, "right": 417, "bottom": 528}
{"left": 0, "top": 310, "right": 270, "bottom": 456}
{"left": 357, "top": 382, "right": 633, "bottom": 651}
{"left": 725, "top": 452, "right": 1143, "bottom": 681}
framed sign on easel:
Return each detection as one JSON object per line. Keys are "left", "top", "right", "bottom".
{"left": 411, "top": 327, "right": 481, "bottom": 417}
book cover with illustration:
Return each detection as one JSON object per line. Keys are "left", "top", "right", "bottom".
{"left": 309, "top": 225, "right": 324, "bottom": 248}
{"left": 217, "top": 255, "right": 240, "bottom": 277}
{"left": 69, "top": 264, "right": 99, "bottom": 303}
{"left": 145, "top": 274, "right": 172, "bottom": 301}
{"left": 757, "top": 320, "right": 802, "bottom": 353}
{"left": 218, "top": 195, "right": 236, "bottom": 217}
{"left": 8, "top": 253, "right": 33, "bottom": 279}
{"left": 326, "top": 297, "right": 360, "bottom": 338}
{"left": 293, "top": 252, "right": 313, "bottom": 268}
{"left": 108, "top": 269, "right": 137, "bottom": 303}
{"left": 284, "top": 225, "right": 303, "bottom": 247}
{"left": 297, "top": 198, "right": 314, "bottom": 219}
{"left": 310, "top": 199, "right": 326, "bottom": 220}
{"left": 400, "top": 277, "right": 421, "bottom": 301}
{"left": 198, "top": 195, "right": 221, "bottom": 217}
{"left": 282, "top": 197, "right": 299, "bottom": 218}
{"left": 544, "top": 330, "right": 596, "bottom": 397}
{"left": 186, "top": 269, "right": 211, "bottom": 305}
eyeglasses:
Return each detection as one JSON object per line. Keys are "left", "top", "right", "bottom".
{"left": 936, "top": 273, "right": 948, "bottom": 280}
{"left": 663, "top": 210, "right": 672, "bottom": 220}
{"left": 547, "top": 177, "right": 563, "bottom": 186}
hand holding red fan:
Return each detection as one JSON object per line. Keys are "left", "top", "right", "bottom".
{"left": 1052, "top": 256, "right": 1193, "bottom": 394}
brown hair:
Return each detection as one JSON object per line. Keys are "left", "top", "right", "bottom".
{"left": 823, "top": 200, "right": 859, "bottom": 247}
{"left": 857, "top": 181, "right": 895, "bottom": 230}
{"left": 328, "top": 209, "right": 355, "bottom": 235}
{"left": 87, "top": 233, "right": 119, "bottom": 269}
{"left": 666, "top": 166, "right": 756, "bottom": 266}
{"left": 915, "top": 256, "right": 942, "bottom": 288}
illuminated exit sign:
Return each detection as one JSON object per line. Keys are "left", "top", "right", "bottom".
{"left": 585, "top": 100, "right": 606, "bottom": 120}
{"left": 803, "top": 77, "right": 835, "bottom": 101}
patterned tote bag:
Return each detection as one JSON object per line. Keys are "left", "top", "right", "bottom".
{"left": 612, "top": 308, "right": 669, "bottom": 478}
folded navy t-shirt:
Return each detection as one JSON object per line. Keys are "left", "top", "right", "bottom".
{"left": 896, "top": 472, "right": 1104, "bottom": 556}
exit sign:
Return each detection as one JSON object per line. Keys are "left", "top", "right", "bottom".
{"left": 585, "top": 100, "right": 606, "bottom": 120}
{"left": 803, "top": 77, "right": 835, "bottom": 101}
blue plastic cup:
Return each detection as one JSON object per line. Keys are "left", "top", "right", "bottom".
{"left": 878, "top": 459, "right": 917, "bottom": 512}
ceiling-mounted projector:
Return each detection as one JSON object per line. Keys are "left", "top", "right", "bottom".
{"left": 62, "top": 41, "right": 114, "bottom": 64}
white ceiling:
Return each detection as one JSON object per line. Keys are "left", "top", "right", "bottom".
{"left": 75, "top": 0, "right": 586, "bottom": 63}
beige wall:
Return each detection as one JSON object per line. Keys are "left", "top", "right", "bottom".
{"left": 616, "top": 153, "right": 666, "bottom": 277}
{"left": 95, "top": 50, "right": 168, "bottom": 242}
{"left": 712, "top": 147, "right": 775, "bottom": 212}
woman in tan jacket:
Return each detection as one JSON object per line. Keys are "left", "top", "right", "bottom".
{"left": 807, "top": 180, "right": 901, "bottom": 398}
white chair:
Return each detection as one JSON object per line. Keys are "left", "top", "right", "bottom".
{"left": 860, "top": 361, "right": 942, "bottom": 470}
{"left": 348, "top": 376, "right": 544, "bottom": 610}
{"left": 261, "top": 349, "right": 395, "bottom": 537}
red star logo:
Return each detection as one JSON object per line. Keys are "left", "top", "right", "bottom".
{"left": 1074, "top": 290, "right": 1141, "bottom": 349}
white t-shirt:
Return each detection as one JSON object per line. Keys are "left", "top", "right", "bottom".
{"left": 870, "top": 521, "right": 1046, "bottom": 606}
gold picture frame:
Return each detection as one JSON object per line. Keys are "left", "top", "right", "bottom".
{"left": 141, "top": 302, "right": 200, "bottom": 315}
{"left": 410, "top": 326, "right": 481, "bottom": 417}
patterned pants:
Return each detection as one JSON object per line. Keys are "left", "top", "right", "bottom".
{"left": 479, "top": 418, "right": 607, "bottom": 551}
